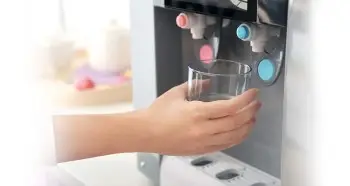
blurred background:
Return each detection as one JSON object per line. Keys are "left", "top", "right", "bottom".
{"left": 2, "top": 1, "right": 350, "bottom": 186}
{"left": 30, "top": 0, "right": 133, "bottom": 111}
{"left": 25, "top": 1, "right": 145, "bottom": 186}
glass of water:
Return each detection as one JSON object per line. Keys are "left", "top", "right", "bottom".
{"left": 188, "top": 59, "right": 252, "bottom": 102}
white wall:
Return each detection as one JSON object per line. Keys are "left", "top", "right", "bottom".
{"left": 29, "top": 0, "right": 131, "bottom": 46}
{"left": 63, "top": 0, "right": 131, "bottom": 47}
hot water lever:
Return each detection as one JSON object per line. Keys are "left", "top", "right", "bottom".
{"left": 176, "top": 12, "right": 229, "bottom": 39}
{"left": 176, "top": 12, "right": 216, "bottom": 39}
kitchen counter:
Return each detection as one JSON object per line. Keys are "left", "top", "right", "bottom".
{"left": 51, "top": 102, "right": 152, "bottom": 186}
{"left": 53, "top": 153, "right": 152, "bottom": 186}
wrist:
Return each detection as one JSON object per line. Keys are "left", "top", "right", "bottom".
{"left": 133, "top": 108, "right": 158, "bottom": 153}
{"left": 111, "top": 109, "right": 156, "bottom": 153}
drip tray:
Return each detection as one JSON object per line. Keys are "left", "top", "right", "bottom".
{"left": 191, "top": 157, "right": 214, "bottom": 167}
{"left": 251, "top": 183, "right": 268, "bottom": 186}
{"left": 216, "top": 169, "right": 240, "bottom": 180}
{"left": 180, "top": 152, "right": 281, "bottom": 186}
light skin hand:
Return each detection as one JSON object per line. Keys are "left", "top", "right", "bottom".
{"left": 53, "top": 82, "right": 260, "bottom": 163}
{"left": 141, "top": 82, "right": 261, "bottom": 156}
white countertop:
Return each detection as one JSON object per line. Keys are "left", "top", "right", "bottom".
{"left": 56, "top": 153, "right": 152, "bottom": 186}
{"left": 51, "top": 102, "right": 152, "bottom": 186}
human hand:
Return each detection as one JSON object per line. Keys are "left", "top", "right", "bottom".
{"left": 142, "top": 82, "right": 261, "bottom": 156}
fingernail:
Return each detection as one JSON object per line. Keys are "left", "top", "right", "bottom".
{"left": 257, "top": 101, "right": 262, "bottom": 108}
{"left": 251, "top": 117, "right": 256, "bottom": 123}
{"left": 250, "top": 88, "right": 259, "bottom": 96}
{"left": 254, "top": 89, "right": 260, "bottom": 95}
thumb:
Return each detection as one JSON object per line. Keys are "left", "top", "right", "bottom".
{"left": 170, "top": 79, "right": 211, "bottom": 99}
{"left": 168, "top": 82, "right": 189, "bottom": 99}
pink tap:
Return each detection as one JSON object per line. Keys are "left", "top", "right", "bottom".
{"left": 176, "top": 13, "right": 189, "bottom": 28}
{"left": 175, "top": 13, "right": 216, "bottom": 39}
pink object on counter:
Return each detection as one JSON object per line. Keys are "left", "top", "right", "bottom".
{"left": 75, "top": 77, "right": 95, "bottom": 91}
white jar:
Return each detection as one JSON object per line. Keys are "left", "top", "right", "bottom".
{"left": 87, "top": 20, "right": 131, "bottom": 73}
{"left": 34, "top": 33, "right": 75, "bottom": 79}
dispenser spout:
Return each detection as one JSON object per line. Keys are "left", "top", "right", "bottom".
{"left": 236, "top": 23, "right": 280, "bottom": 53}
{"left": 176, "top": 13, "right": 216, "bottom": 39}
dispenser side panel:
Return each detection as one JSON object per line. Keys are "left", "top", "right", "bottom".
{"left": 131, "top": 1, "right": 185, "bottom": 185}
{"left": 281, "top": 0, "right": 314, "bottom": 185}
{"left": 130, "top": 0, "right": 160, "bottom": 185}
{"left": 131, "top": 0, "right": 158, "bottom": 109}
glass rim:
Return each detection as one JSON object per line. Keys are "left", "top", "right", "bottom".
{"left": 188, "top": 59, "right": 252, "bottom": 77}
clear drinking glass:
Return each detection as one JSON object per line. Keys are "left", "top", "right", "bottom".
{"left": 188, "top": 59, "right": 252, "bottom": 102}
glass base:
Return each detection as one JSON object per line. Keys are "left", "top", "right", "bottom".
{"left": 196, "top": 94, "right": 234, "bottom": 102}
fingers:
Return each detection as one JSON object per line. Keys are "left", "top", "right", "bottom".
{"left": 198, "top": 88, "right": 259, "bottom": 118}
{"left": 207, "top": 117, "right": 255, "bottom": 146}
{"left": 187, "top": 79, "right": 211, "bottom": 101}
{"left": 205, "top": 100, "right": 261, "bottom": 134}
{"left": 171, "top": 80, "right": 211, "bottom": 99}
{"left": 171, "top": 118, "right": 256, "bottom": 156}
{"left": 189, "top": 79, "right": 211, "bottom": 91}
{"left": 189, "top": 130, "right": 251, "bottom": 155}
{"left": 172, "top": 81, "right": 189, "bottom": 93}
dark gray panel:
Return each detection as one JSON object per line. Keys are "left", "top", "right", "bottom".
{"left": 133, "top": 1, "right": 287, "bottom": 182}
{"left": 223, "top": 67, "right": 285, "bottom": 178}
{"left": 178, "top": 21, "right": 286, "bottom": 178}
{"left": 154, "top": 7, "right": 184, "bottom": 95}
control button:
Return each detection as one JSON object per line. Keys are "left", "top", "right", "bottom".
{"left": 199, "top": 44, "right": 213, "bottom": 64}
{"left": 251, "top": 183, "right": 267, "bottom": 186}
{"left": 191, "top": 157, "right": 213, "bottom": 167}
{"left": 258, "top": 59, "right": 275, "bottom": 81}
{"left": 176, "top": 13, "right": 188, "bottom": 28}
{"left": 236, "top": 24, "right": 250, "bottom": 40}
{"left": 216, "top": 169, "right": 240, "bottom": 180}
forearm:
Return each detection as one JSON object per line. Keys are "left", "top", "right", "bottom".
{"left": 52, "top": 110, "right": 152, "bottom": 163}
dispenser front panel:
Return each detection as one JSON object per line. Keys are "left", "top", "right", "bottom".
{"left": 166, "top": 0, "right": 249, "bottom": 11}
{"left": 157, "top": 0, "right": 288, "bottom": 26}
{"left": 179, "top": 21, "right": 285, "bottom": 178}
{"left": 148, "top": 7, "right": 285, "bottom": 178}
{"left": 164, "top": 0, "right": 257, "bottom": 23}
{"left": 133, "top": 1, "right": 288, "bottom": 184}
